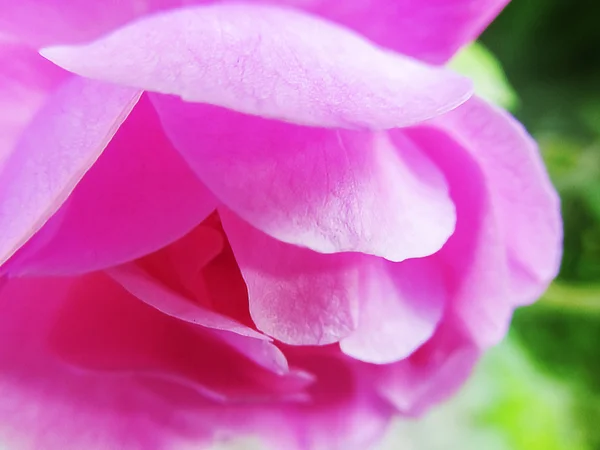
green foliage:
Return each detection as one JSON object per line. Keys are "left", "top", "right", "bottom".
{"left": 468, "top": 1, "right": 600, "bottom": 448}
{"left": 481, "top": 0, "right": 600, "bottom": 140}
{"left": 511, "top": 304, "right": 600, "bottom": 449}
{"left": 476, "top": 342, "right": 586, "bottom": 450}
{"left": 449, "top": 42, "right": 518, "bottom": 110}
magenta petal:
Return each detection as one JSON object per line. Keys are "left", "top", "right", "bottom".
{"left": 49, "top": 273, "right": 312, "bottom": 403}
{"left": 107, "top": 263, "right": 264, "bottom": 339}
{"left": 42, "top": 4, "right": 472, "bottom": 129}
{"left": 299, "top": 0, "right": 510, "bottom": 64}
{"left": 0, "top": 40, "right": 67, "bottom": 167}
{"left": 0, "top": 0, "right": 131, "bottom": 46}
{"left": 403, "top": 96, "right": 561, "bottom": 347}
{"left": 0, "top": 76, "right": 141, "bottom": 269}
{"left": 426, "top": 97, "right": 562, "bottom": 305}
{"left": 220, "top": 209, "right": 360, "bottom": 346}
{"left": 5, "top": 95, "right": 217, "bottom": 276}
{"left": 209, "top": 329, "right": 293, "bottom": 376}
{"left": 107, "top": 263, "right": 300, "bottom": 376}
{"left": 340, "top": 257, "right": 445, "bottom": 364}
{"left": 0, "top": 276, "right": 213, "bottom": 449}
{"left": 371, "top": 319, "right": 479, "bottom": 416}
{"left": 0, "top": 275, "right": 312, "bottom": 449}
{"left": 279, "top": 350, "right": 394, "bottom": 450}
{"left": 152, "top": 97, "right": 456, "bottom": 261}
{"left": 405, "top": 123, "right": 513, "bottom": 347}
{"left": 0, "top": 0, "right": 193, "bottom": 46}
{"left": 3, "top": 0, "right": 507, "bottom": 65}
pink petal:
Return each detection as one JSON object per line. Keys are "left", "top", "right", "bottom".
{"left": 402, "top": 98, "right": 561, "bottom": 347}
{"left": 220, "top": 209, "right": 360, "bottom": 346}
{"left": 5, "top": 95, "right": 217, "bottom": 276}
{"left": 296, "top": 0, "right": 510, "bottom": 64}
{"left": 135, "top": 217, "right": 257, "bottom": 328}
{"left": 340, "top": 257, "right": 445, "bottom": 364}
{"left": 0, "top": 276, "right": 211, "bottom": 449}
{"left": 51, "top": 273, "right": 312, "bottom": 402}
{"left": 0, "top": 276, "right": 388, "bottom": 449}
{"left": 42, "top": 4, "right": 472, "bottom": 129}
{"left": 404, "top": 123, "right": 513, "bottom": 347}
{"left": 104, "top": 228, "right": 294, "bottom": 375}
{"left": 3, "top": 0, "right": 507, "bottom": 65}
{"left": 209, "top": 329, "right": 294, "bottom": 376}
{"left": 0, "top": 76, "right": 141, "bottom": 270}
{"left": 0, "top": 275, "right": 311, "bottom": 449}
{"left": 152, "top": 97, "right": 456, "bottom": 261}
{"left": 426, "top": 97, "right": 562, "bottom": 305}
{"left": 369, "top": 318, "right": 479, "bottom": 417}
{"left": 0, "top": 0, "right": 184, "bottom": 46}
{"left": 280, "top": 348, "right": 394, "bottom": 450}
{"left": 0, "top": 40, "right": 67, "bottom": 168}
{"left": 403, "top": 96, "right": 561, "bottom": 348}
{"left": 107, "top": 263, "right": 265, "bottom": 339}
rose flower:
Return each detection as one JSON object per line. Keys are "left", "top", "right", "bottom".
{"left": 0, "top": 1, "right": 561, "bottom": 449}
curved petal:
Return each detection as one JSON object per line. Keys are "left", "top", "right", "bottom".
{"left": 0, "top": 276, "right": 211, "bottom": 449}
{"left": 368, "top": 318, "right": 479, "bottom": 417}
{"left": 340, "top": 257, "right": 445, "bottom": 364}
{"left": 402, "top": 115, "right": 510, "bottom": 347}
{"left": 0, "top": 275, "right": 387, "bottom": 450}
{"left": 0, "top": 0, "right": 185, "bottom": 47}
{"left": 0, "top": 275, "right": 312, "bottom": 449}
{"left": 220, "top": 209, "right": 360, "bottom": 346}
{"left": 425, "top": 97, "right": 562, "bottom": 305}
{"left": 298, "top": 0, "right": 510, "bottom": 64}
{"left": 152, "top": 96, "right": 456, "bottom": 262}
{"left": 49, "top": 273, "right": 312, "bottom": 401}
{"left": 3, "top": 0, "right": 507, "bottom": 65}
{"left": 5, "top": 95, "right": 217, "bottom": 276}
{"left": 42, "top": 4, "right": 472, "bottom": 129}
{"left": 279, "top": 348, "right": 394, "bottom": 450}
{"left": 0, "top": 40, "right": 67, "bottom": 167}
{"left": 209, "top": 329, "right": 294, "bottom": 376}
{"left": 0, "top": 76, "right": 141, "bottom": 270}
{"left": 107, "top": 263, "right": 265, "bottom": 339}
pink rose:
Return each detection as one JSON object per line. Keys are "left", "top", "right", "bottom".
{"left": 0, "top": 1, "right": 561, "bottom": 449}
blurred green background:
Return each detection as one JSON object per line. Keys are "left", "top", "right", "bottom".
{"left": 379, "top": 1, "right": 600, "bottom": 449}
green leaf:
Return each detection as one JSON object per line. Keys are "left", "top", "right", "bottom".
{"left": 450, "top": 42, "right": 519, "bottom": 111}
{"left": 475, "top": 341, "right": 587, "bottom": 450}
{"left": 540, "top": 282, "right": 600, "bottom": 314}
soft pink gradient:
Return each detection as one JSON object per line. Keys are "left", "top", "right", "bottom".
{"left": 0, "top": 1, "right": 561, "bottom": 449}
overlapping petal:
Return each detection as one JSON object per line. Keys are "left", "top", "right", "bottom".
{"left": 368, "top": 318, "right": 479, "bottom": 417}
{"left": 42, "top": 4, "right": 472, "bottom": 129}
{"left": 221, "top": 209, "right": 447, "bottom": 355}
{"left": 50, "top": 273, "right": 312, "bottom": 402}
{"left": 403, "top": 123, "right": 513, "bottom": 347}
{"left": 281, "top": 348, "right": 394, "bottom": 450}
{"left": 0, "top": 40, "right": 67, "bottom": 167}
{"left": 0, "top": 276, "right": 383, "bottom": 450}
{"left": 107, "top": 263, "right": 265, "bottom": 340}
{"left": 0, "top": 0, "right": 190, "bottom": 47}
{"left": 0, "top": 2, "right": 561, "bottom": 448}
{"left": 5, "top": 95, "right": 217, "bottom": 276}
{"left": 340, "top": 257, "right": 445, "bottom": 364}
{"left": 0, "top": 276, "right": 210, "bottom": 449}
{"left": 220, "top": 209, "right": 361, "bottom": 345}
{"left": 404, "top": 97, "right": 561, "bottom": 347}
{"left": 295, "top": 0, "right": 510, "bottom": 64}
{"left": 0, "top": 76, "right": 141, "bottom": 270}
{"left": 152, "top": 97, "right": 456, "bottom": 261}
{"left": 2, "top": 0, "right": 508, "bottom": 66}
{"left": 425, "top": 97, "right": 562, "bottom": 305}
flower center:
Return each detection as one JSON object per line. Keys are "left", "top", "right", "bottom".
{"left": 135, "top": 211, "right": 254, "bottom": 327}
